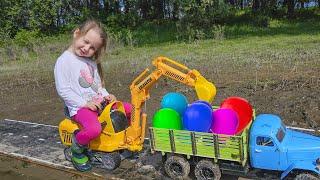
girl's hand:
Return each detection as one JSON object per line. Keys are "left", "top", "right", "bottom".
{"left": 105, "top": 94, "right": 116, "bottom": 103}
{"left": 84, "top": 101, "right": 102, "bottom": 112}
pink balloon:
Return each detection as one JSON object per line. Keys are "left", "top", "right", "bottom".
{"left": 210, "top": 108, "right": 239, "bottom": 135}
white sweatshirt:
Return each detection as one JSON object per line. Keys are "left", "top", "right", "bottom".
{"left": 54, "top": 50, "right": 109, "bottom": 117}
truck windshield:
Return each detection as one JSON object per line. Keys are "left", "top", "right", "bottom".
{"left": 276, "top": 127, "right": 285, "bottom": 142}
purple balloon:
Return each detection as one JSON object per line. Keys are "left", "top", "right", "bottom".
{"left": 211, "top": 108, "right": 239, "bottom": 135}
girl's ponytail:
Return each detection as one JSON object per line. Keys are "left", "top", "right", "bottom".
{"left": 97, "top": 60, "right": 105, "bottom": 87}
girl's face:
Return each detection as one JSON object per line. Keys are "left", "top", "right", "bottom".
{"left": 71, "top": 29, "right": 103, "bottom": 59}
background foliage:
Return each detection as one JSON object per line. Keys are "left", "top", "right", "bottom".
{"left": 0, "top": 0, "right": 319, "bottom": 52}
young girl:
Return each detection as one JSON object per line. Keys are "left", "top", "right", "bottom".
{"left": 54, "top": 20, "right": 116, "bottom": 171}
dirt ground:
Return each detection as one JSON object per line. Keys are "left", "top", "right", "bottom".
{"left": 1, "top": 60, "right": 319, "bottom": 128}
{"left": 0, "top": 57, "right": 319, "bottom": 179}
{"left": 0, "top": 155, "right": 98, "bottom": 180}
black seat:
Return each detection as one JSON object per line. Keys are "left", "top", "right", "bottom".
{"left": 64, "top": 105, "right": 71, "bottom": 119}
{"left": 110, "top": 110, "right": 129, "bottom": 133}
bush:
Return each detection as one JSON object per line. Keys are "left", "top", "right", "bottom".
{"left": 105, "top": 13, "right": 141, "bottom": 32}
{"left": 253, "top": 15, "right": 270, "bottom": 27}
{"left": 14, "top": 29, "right": 40, "bottom": 47}
{"left": 176, "top": 0, "right": 232, "bottom": 41}
{"left": 211, "top": 25, "right": 225, "bottom": 40}
{"left": 0, "top": 30, "right": 11, "bottom": 47}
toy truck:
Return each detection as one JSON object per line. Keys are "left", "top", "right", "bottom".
{"left": 149, "top": 113, "right": 320, "bottom": 180}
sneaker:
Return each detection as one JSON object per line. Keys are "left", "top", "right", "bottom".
{"left": 71, "top": 134, "right": 92, "bottom": 172}
{"left": 71, "top": 150, "right": 92, "bottom": 172}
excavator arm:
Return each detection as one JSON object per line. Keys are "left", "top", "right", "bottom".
{"left": 125, "top": 56, "right": 216, "bottom": 151}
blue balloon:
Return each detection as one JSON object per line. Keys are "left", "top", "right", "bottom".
{"left": 161, "top": 92, "right": 188, "bottom": 116}
{"left": 194, "top": 100, "right": 212, "bottom": 110}
{"left": 183, "top": 102, "right": 213, "bottom": 132}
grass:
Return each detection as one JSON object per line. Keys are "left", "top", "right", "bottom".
{"left": 1, "top": 19, "right": 319, "bottom": 96}
{"left": 0, "top": 18, "right": 319, "bottom": 127}
{"left": 132, "top": 21, "right": 178, "bottom": 45}
{"left": 1, "top": 19, "right": 319, "bottom": 85}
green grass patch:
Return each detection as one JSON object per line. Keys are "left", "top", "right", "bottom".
{"left": 1, "top": 18, "right": 319, "bottom": 75}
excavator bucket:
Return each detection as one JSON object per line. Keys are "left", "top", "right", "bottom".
{"left": 152, "top": 57, "right": 217, "bottom": 103}
{"left": 193, "top": 70, "right": 216, "bottom": 103}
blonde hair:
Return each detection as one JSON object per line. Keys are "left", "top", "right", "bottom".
{"left": 74, "top": 19, "right": 107, "bottom": 86}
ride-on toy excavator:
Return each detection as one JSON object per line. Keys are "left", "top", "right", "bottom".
{"left": 58, "top": 56, "right": 216, "bottom": 170}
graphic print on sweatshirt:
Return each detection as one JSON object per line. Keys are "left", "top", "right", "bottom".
{"left": 78, "top": 63, "right": 103, "bottom": 104}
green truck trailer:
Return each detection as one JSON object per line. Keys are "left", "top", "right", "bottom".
{"left": 149, "top": 118, "right": 251, "bottom": 179}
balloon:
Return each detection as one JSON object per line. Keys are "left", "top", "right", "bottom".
{"left": 221, "top": 97, "right": 253, "bottom": 134}
{"left": 194, "top": 100, "right": 212, "bottom": 110}
{"left": 161, "top": 92, "right": 188, "bottom": 116}
{"left": 152, "top": 108, "right": 182, "bottom": 130}
{"left": 183, "top": 102, "right": 212, "bottom": 132}
{"left": 210, "top": 108, "right": 239, "bottom": 135}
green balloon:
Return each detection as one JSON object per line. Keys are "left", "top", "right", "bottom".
{"left": 152, "top": 108, "right": 182, "bottom": 130}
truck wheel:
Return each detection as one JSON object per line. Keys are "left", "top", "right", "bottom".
{"left": 195, "top": 160, "right": 221, "bottom": 180}
{"left": 295, "top": 173, "right": 319, "bottom": 180}
{"left": 100, "top": 152, "right": 121, "bottom": 170}
{"left": 164, "top": 155, "right": 190, "bottom": 179}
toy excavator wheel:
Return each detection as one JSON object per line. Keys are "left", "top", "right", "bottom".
{"left": 164, "top": 155, "right": 190, "bottom": 179}
{"left": 64, "top": 147, "right": 72, "bottom": 162}
{"left": 194, "top": 160, "right": 221, "bottom": 180}
{"left": 294, "top": 173, "right": 319, "bottom": 180}
{"left": 100, "top": 152, "right": 121, "bottom": 171}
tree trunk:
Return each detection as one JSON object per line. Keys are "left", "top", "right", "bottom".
{"left": 172, "top": 1, "right": 179, "bottom": 20}
{"left": 139, "top": 0, "right": 149, "bottom": 19}
{"left": 287, "top": 0, "right": 295, "bottom": 18}
{"left": 300, "top": 2, "right": 304, "bottom": 8}
{"left": 229, "top": 0, "right": 235, "bottom": 6}
{"left": 252, "top": 0, "right": 260, "bottom": 12}
{"left": 268, "top": 0, "right": 277, "bottom": 13}
{"left": 90, "top": 0, "right": 101, "bottom": 16}
{"left": 240, "top": 0, "right": 244, "bottom": 9}
{"left": 103, "top": 0, "right": 110, "bottom": 16}
{"left": 153, "top": 0, "right": 164, "bottom": 19}
{"left": 283, "top": 0, "right": 287, "bottom": 7}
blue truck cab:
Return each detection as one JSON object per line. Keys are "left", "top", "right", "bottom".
{"left": 249, "top": 114, "right": 320, "bottom": 179}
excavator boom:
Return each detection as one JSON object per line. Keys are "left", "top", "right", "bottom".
{"left": 125, "top": 56, "right": 216, "bottom": 151}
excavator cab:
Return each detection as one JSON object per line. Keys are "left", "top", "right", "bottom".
{"left": 59, "top": 101, "right": 129, "bottom": 151}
